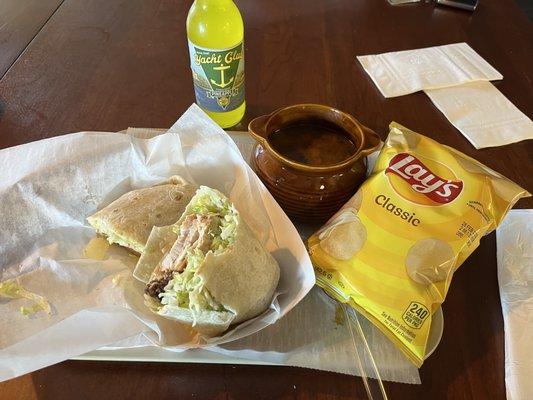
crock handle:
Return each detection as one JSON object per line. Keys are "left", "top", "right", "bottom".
{"left": 248, "top": 115, "right": 270, "bottom": 144}
{"left": 359, "top": 126, "right": 382, "bottom": 157}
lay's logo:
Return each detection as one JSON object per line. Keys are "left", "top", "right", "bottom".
{"left": 386, "top": 153, "right": 463, "bottom": 204}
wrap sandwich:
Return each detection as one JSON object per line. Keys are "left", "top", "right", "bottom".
{"left": 87, "top": 176, "right": 196, "bottom": 253}
{"left": 134, "top": 186, "right": 280, "bottom": 336}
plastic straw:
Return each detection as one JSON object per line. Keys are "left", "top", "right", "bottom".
{"left": 343, "top": 304, "right": 389, "bottom": 400}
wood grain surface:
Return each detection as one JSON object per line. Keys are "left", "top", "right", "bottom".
{"left": 0, "top": 0, "right": 64, "bottom": 78}
{"left": 0, "top": 0, "right": 531, "bottom": 399}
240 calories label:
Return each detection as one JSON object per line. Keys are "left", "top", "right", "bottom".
{"left": 188, "top": 41, "right": 245, "bottom": 112}
{"left": 402, "top": 301, "right": 429, "bottom": 329}
{"left": 380, "top": 303, "right": 429, "bottom": 345}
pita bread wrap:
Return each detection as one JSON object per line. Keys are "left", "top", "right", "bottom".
{"left": 87, "top": 176, "right": 196, "bottom": 253}
{"left": 134, "top": 186, "right": 280, "bottom": 336}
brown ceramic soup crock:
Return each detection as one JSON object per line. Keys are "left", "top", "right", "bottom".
{"left": 248, "top": 104, "right": 381, "bottom": 222}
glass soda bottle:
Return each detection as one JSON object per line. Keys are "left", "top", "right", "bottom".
{"left": 186, "top": 0, "right": 245, "bottom": 128}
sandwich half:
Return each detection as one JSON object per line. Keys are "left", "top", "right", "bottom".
{"left": 87, "top": 176, "right": 196, "bottom": 254}
{"left": 134, "top": 186, "right": 280, "bottom": 336}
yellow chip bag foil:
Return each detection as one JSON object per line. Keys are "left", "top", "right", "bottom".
{"left": 308, "top": 122, "right": 530, "bottom": 367}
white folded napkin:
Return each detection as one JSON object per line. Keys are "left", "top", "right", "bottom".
{"left": 496, "top": 210, "right": 533, "bottom": 400}
{"left": 425, "top": 81, "right": 533, "bottom": 148}
{"left": 357, "top": 42, "right": 502, "bottom": 98}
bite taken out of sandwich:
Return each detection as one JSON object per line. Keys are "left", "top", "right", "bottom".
{"left": 134, "top": 186, "right": 280, "bottom": 336}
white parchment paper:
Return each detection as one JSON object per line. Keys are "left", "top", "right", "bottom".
{"left": 0, "top": 104, "right": 315, "bottom": 381}
{"left": 497, "top": 210, "right": 533, "bottom": 400}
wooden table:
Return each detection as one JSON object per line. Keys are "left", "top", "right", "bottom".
{"left": 0, "top": 0, "right": 531, "bottom": 399}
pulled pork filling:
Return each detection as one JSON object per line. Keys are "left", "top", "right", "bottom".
{"left": 145, "top": 214, "right": 217, "bottom": 298}
{"left": 144, "top": 186, "right": 239, "bottom": 315}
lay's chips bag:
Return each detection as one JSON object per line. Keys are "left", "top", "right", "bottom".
{"left": 308, "top": 122, "right": 530, "bottom": 367}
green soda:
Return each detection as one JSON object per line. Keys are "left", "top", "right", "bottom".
{"left": 187, "top": 0, "right": 245, "bottom": 128}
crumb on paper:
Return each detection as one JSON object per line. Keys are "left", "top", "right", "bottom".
{"left": 83, "top": 237, "right": 110, "bottom": 260}
{"left": 20, "top": 304, "right": 45, "bottom": 316}
{"left": 83, "top": 183, "right": 100, "bottom": 206}
{"left": 0, "top": 279, "right": 52, "bottom": 316}
{"left": 334, "top": 304, "right": 345, "bottom": 326}
{"left": 112, "top": 275, "right": 122, "bottom": 287}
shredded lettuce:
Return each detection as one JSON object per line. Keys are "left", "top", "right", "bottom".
{"left": 188, "top": 186, "right": 233, "bottom": 215}
{"left": 161, "top": 187, "right": 238, "bottom": 317}
{"left": 159, "top": 248, "right": 203, "bottom": 308}
{"left": 211, "top": 213, "right": 238, "bottom": 252}
{"left": 0, "top": 279, "right": 52, "bottom": 316}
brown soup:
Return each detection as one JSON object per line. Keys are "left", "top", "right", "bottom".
{"left": 268, "top": 120, "right": 357, "bottom": 166}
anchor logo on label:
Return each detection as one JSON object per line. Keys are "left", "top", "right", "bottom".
{"left": 210, "top": 64, "right": 234, "bottom": 88}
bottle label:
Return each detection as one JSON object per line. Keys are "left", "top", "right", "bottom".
{"left": 188, "top": 41, "right": 245, "bottom": 112}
